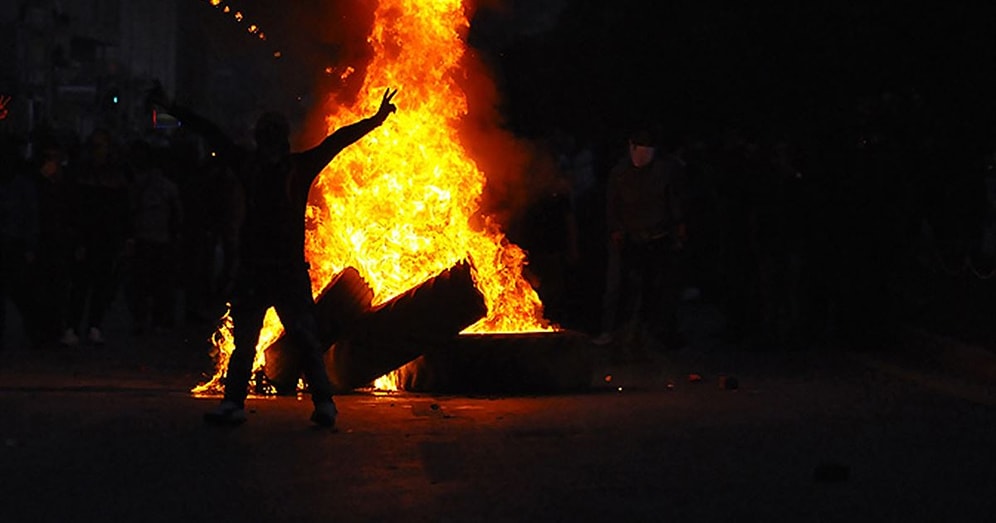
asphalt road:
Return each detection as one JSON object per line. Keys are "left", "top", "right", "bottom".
{"left": 2, "top": 301, "right": 995, "bottom": 522}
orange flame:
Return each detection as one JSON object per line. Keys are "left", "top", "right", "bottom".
{"left": 193, "top": 0, "right": 551, "bottom": 396}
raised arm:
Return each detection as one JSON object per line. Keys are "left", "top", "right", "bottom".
{"left": 145, "top": 82, "right": 243, "bottom": 169}
{"left": 295, "top": 88, "right": 398, "bottom": 181}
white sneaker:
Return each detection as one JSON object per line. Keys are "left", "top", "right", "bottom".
{"left": 591, "top": 332, "right": 614, "bottom": 345}
{"left": 203, "top": 400, "right": 247, "bottom": 425}
{"left": 59, "top": 328, "right": 80, "bottom": 347}
{"left": 87, "top": 327, "right": 105, "bottom": 345}
{"left": 310, "top": 401, "right": 338, "bottom": 428}
{"left": 681, "top": 286, "right": 702, "bottom": 302}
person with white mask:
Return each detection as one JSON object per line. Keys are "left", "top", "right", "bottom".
{"left": 592, "top": 128, "right": 688, "bottom": 358}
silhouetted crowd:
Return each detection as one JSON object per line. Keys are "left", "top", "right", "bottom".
{"left": 0, "top": 124, "right": 238, "bottom": 349}
{"left": 511, "top": 88, "right": 996, "bottom": 352}
{"left": 3, "top": 87, "right": 995, "bottom": 352}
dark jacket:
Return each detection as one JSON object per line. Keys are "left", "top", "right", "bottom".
{"left": 170, "top": 106, "right": 383, "bottom": 269}
{"left": 606, "top": 153, "right": 686, "bottom": 241}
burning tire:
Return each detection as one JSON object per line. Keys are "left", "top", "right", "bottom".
{"left": 399, "top": 330, "right": 594, "bottom": 394}
{"left": 325, "top": 260, "right": 487, "bottom": 392}
{"left": 263, "top": 267, "right": 374, "bottom": 394}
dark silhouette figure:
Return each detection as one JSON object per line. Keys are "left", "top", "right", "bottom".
{"left": 199, "top": 154, "right": 244, "bottom": 320}
{"left": 754, "top": 138, "right": 810, "bottom": 348}
{"left": 27, "top": 135, "right": 75, "bottom": 347}
{"left": 63, "top": 129, "right": 131, "bottom": 346}
{"left": 149, "top": 85, "right": 398, "bottom": 428}
{"left": 515, "top": 137, "right": 579, "bottom": 326}
{"left": 593, "top": 128, "right": 687, "bottom": 357}
{"left": 714, "top": 127, "right": 768, "bottom": 349}
{"left": 679, "top": 138, "right": 723, "bottom": 302}
{"left": 125, "top": 139, "right": 184, "bottom": 335}
{"left": 0, "top": 136, "right": 39, "bottom": 349}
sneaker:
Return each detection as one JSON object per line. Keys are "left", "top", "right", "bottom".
{"left": 59, "top": 328, "right": 80, "bottom": 347}
{"left": 203, "top": 400, "right": 247, "bottom": 426}
{"left": 310, "top": 401, "right": 338, "bottom": 428}
{"left": 681, "top": 286, "right": 702, "bottom": 302}
{"left": 591, "top": 332, "right": 614, "bottom": 346}
{"left": 87, "top": 327, "right": 105, "bottom": 345}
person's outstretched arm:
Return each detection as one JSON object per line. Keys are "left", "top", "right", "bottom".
{"left": 295, "top": 88, "right": 398, "bottom": 182}
{"left": 145, "top": 82, "right": 242, "bottom": 167}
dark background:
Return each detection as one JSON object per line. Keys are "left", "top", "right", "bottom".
{"left": 177, "top": 0, "right": 996, "bottom": 150}
{"left": 472, "top": 1, "right": 996, "bottom": 143}
{"left": 471, "top": 0, "right": 996, "bottom": 137}
{"left": 9, "top": 0, "right": 989, "bottom": 342}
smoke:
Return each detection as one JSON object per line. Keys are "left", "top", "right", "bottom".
{"left": 457, "top": 0, "right": 563, "bottom": 232}
{"left": 455, "top": 41, "right": 558, "bottom": 232}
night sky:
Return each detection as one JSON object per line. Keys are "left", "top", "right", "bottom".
{"left": 187, "top": 1, "right": 995, "bottom": 148}
{"left": 473, "top": 1, "right": 996, "bottom": 142}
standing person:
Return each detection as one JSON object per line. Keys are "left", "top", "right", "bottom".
{"left": 173, "top": 136, "right": 226, "bottom": 324}
{"left": 0, "top": 136, "right": 39, "bottom": 349}
{"left": 202, "top": 154, "right": 243, "bottom": 317}
{"left": 760, "top": 138, "right": 810, "bottom": 347}
{"left": 516, "top": 137, "right": 579, "bottom": 327}
{"left": 680, "top": 137, "right": 723, "bottom": 302}
{"left": 592, "top": 128, "right": 687, "bottom": 356}
{"left": 62, "top": 129, "right": 131, "bottom": 346}
{"left": 28, "top": 136, "right": 75, "bottom": 347}
{"left": 148, "top": 86, "right": 398, "bottom": 428}
{"left": 125, "top": 139, "right": 184, "bottom": 335}
{"left": 715, "top": 127, "right": 765, "bottom": 348}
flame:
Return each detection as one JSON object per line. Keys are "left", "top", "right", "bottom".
{"left": 193, "top": 0, "right": 551, "bottom": 396}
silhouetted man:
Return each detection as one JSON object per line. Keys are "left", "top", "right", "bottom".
{"left": 594, "top": 128, "right": 687, "bottom": 356}
{"left": 149, "top": 86, "right": 398, "bottom": 428}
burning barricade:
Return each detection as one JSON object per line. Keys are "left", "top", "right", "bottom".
{"left": 192, "top": 0, "right": 595, "bottom": 397}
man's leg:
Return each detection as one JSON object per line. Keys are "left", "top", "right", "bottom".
{"left": 204, "top": 287, "right": 267, "bottom": 425}
{"left": 85, "top": 247, "right": 121, "bottom": 342}
{"left": 63, "top": 256, "right": 90, "bottom": 344}
{"left": 618, "top": 240, "right": 645, "bottom": 344}
{"left": 273, "top": 269, "right": 337, "bottom": 427}
{"left": 592, "top": 244, "right": 622, "bottom": 345}
{"left": 642, "top": 241, "right": 682, "bottom": 349}
{"left": 224, "top": 298, "right": 267, "bottom": 407}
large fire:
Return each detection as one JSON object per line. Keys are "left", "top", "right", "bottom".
{"left": 194, "top": 0, "right": 552, "bottom": 395}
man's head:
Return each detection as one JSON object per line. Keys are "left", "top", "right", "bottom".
{"left": 254, "top": 111, "right": 290, "bottom": 164}
{"left": 628, "top": 129, "right": 655, "bottom": 168}
{"left": 39, "top": 144, "right": 63, "bottom": 177}
{"left": 128, "top": 139, "right": 154, "bottom": 167}
{"left": 87, "top": 128, "right": 113, "bottom": 164}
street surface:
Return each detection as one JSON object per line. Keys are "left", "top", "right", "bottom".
{"left": 2, "top": 301, "right": 995, "bottom": 522}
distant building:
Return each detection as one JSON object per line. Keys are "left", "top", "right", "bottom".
{"left": 3, "top": 0, "right": 178, "bottom": 142}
